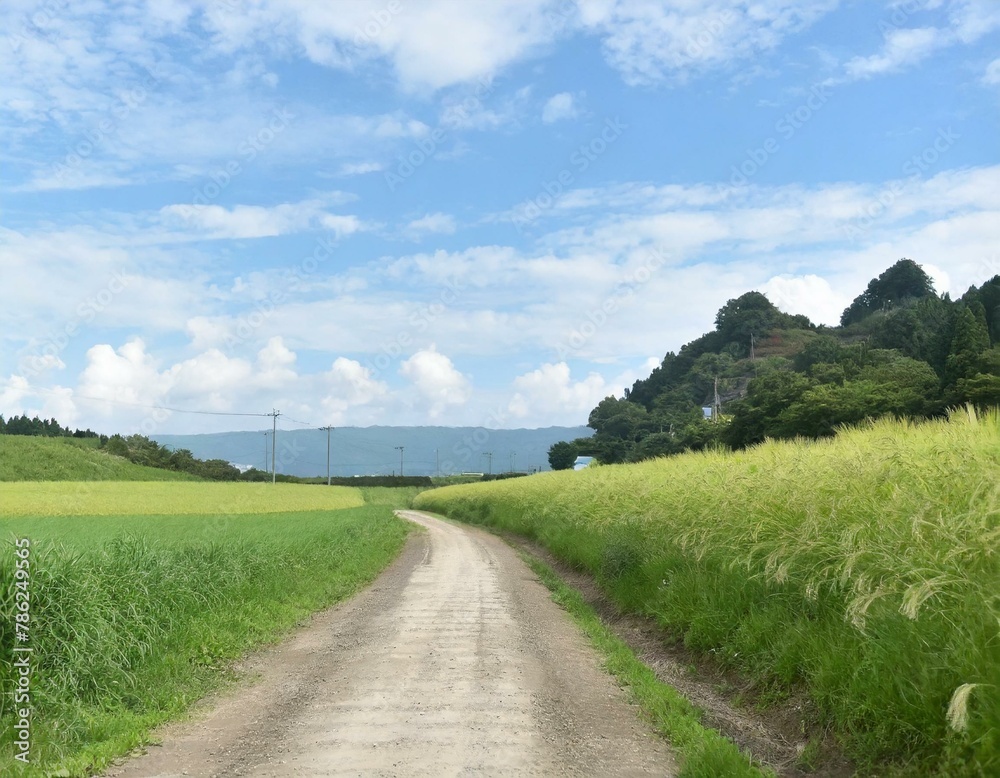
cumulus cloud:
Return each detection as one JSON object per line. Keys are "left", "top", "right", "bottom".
{"left": 761, "top": 274, "right": 847, "bottom": 326}
{"left": 507, "top": 360, "right": 655, "bottom": 425}
{"left": 321, "top": 357, "right": 389, "bottom": 422}
{"left": 399, "top": 347, "right": 471, "bottom": 417}
{"left": 79, "top": 339, "right": 166, "bottom": 407}
{"left": 254, "top": 337, "right": 298, "bottom": 389}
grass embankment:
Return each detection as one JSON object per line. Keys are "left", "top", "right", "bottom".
{"left": 0, "top": 436, "right": 199, "bottom": 482}
{"left": 525, "top": 554, "right": 769, "bottom": 778}
{"left": 414, "top": 410, "right": 1000, "bottom": 776}
{"left": 0, "top": 485, "right": 409, "bottom": 776}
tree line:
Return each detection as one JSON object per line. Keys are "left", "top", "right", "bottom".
{"left": 0, "top": 414, "right": 103, "bottom": 440}
{"left": 549, "top": 259, "right": 1000, "bottom": 468}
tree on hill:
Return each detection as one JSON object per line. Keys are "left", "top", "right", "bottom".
{"left": 869, "top": 295, "right": 954, "bottom": 376}
{"left": 547, "top": 441, "right": 577, "bottom": 470}
{"left": 945, "top": 303, "right": 992, "bottom": 387}
{"left": 840, "top": 258, "right": 936, "bottom": 326}
{"left": 723, "top": 371, "right": 815, "bottom": 448}
{"left": 714, "top": 291, "right": 811, "bottom": 347}
{"left": 575, "top": 257, "right": 997, "bottom": 463}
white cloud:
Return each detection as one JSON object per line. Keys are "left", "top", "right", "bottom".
{"left": 578, "top": 1, "right": 839, "bottom": 86}
{"left": 158, "top": 199, "right": 366, "bottom": 240}
{"left": 761, "top": 274, "right": 847, "bottom": 326}
{"left": 165, "top": 349, "right": 254, "bottom": 408}
{"left": 541, "top": 92, "right": 579, "bottom": 123}
{"left": 198, "top": 0, "right": 562, "bottom": 92}
{"left": 843, "top": 27, "right": 947, "bottom": 80}
{"left": 983, "top": 57, "right": 1000, "bottom": 85}
{"left": 321, "top": 357, "right": 389, "bottom": 423}
{"left": 78, "top": 339, "right": 166, "bottom": 408}
{"left": 254, "top": 337, "right": 298, "bottom": 389}
{"left": 404, "top": 213, "right": 457, "bottom": 238}
{"left": 0, "top": 375, "right": 32, "bottom": 414}
{"left": 338, "top": 161, "right": 384, "bottom": 176}
{"left": 837, "top": 2, "right": 1000, "bottom": 83}
{"left": 507, "top": 361, "right": 653, "bottom": 426}
{"left": 399, "top": 347, "right": 471, "bottom": 417}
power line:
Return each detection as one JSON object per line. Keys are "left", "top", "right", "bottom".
{"left": 282, "top": 415, "right": 315, "bottom": 427}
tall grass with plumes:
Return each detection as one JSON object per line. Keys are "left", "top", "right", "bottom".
{"left": 414, "top": 409, "right": 1000, "bottom": 776}
{"left": 0, "top": 504, "right": 409, "bottom": 776}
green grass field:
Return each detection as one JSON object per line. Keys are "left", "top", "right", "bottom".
{"left": 0, "top": 436, "right": 199, "bottom": 481}
{"left": 0, "top": 481, "right": 365, "bottom": 517}
{"left": 0, "top": 485, "right": 410, "bottom": 776}
{"left": 414, "top": 409, "right": 1000, "bottom": 776}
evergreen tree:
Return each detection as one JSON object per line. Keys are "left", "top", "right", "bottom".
{"left": 945, "top": 305, "right": 991, "bottom": 384}
{"left": 841, "top": 259, "right": 936, "bottom": 326}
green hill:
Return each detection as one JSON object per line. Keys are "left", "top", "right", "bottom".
{"left": 0, "top": 436, "right": 201, "bottom": 481}
{"left": 559, "top": 259, "right": 1000, "bottom": 464}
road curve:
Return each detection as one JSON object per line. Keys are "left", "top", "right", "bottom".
{"left": 108, "top": 510, "right": 676, "bottom": 777}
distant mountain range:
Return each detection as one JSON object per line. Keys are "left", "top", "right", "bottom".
{"left": 153, "top": 426, "right": 592, "bottom": 478}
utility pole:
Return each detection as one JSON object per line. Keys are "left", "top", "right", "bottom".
{"left": 269, "top": 409, "right": 280, "bottom": 483}
{"left": 750, "top": 332, "right": 758, "bottom": 377}
{"left": 509, "top": 451, "right": 516, "bottom": 473}
{"left": 395, "top": 446, "right": 404, "bottom": 477}
{"left": 263, "top": 432, "right": 269, "bottom": 475}
{"left": 482, "top": 451, "right": 493, "bottom": 475}
{"left": 713, "top": 378, "right": 721, "bottom": 424}
{"left": 319, "top": 426, "right": 334, "bottom": 485}
{"left": 435, "top": 448, "right": 440, "bottom": 476}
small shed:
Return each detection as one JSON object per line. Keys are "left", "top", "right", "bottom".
{"left": 573, "top": 456, "right": 594, "bottom": 471}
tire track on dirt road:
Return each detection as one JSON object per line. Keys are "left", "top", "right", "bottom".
{"left": 108, "top": 510, "right": 676, "bottom": 777}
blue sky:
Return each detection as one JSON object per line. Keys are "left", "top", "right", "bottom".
{"left": 2, "top": 0, "right": 999, "bottom": 434}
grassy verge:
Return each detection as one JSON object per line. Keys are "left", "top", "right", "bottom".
{"left": 414, "top": 410, "right": 1000, "bottom": 776}
{"left": 0, "top": 501, "right": 409, "bottom": 776}
{"left": 522, "top": 551, "right": 771, "bottom": 778}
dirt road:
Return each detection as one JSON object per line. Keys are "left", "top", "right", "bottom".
{"left": 109, "top": 510, "right": 676, "bottom": 777}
